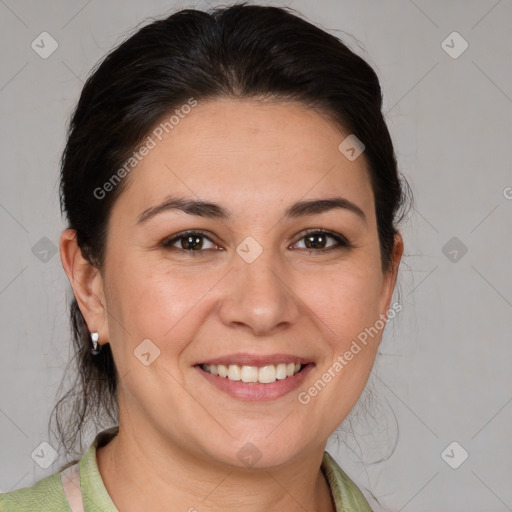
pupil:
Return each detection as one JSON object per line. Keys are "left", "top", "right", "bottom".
{"left": 183, "top": 235, "right": 202, "bottom": 250}
{"left": 305, "top": 234, "right": 326, "bottom": 249}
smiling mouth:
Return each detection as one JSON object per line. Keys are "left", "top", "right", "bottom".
{"left": 198, "top": 362, "right": 308, "bottom": 384}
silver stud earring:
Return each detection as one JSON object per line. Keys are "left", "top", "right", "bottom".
{"left": 90, "top": 332, "right": 102, "bottom": 355}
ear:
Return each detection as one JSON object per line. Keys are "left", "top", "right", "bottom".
{"left": 59, "top": 229, "right": 109, "bottom": 346}
{"left": 379, "top": 233, "right": 404, "bottom": 315}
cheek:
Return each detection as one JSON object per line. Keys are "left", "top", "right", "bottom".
{"left": 105, "top": 255, "right": 219, "bottom": 350}
{"left": 298, "top": 266, "right": 384, "bottom": 416}
{"left": 302, "top": 263, "right": 384, "bottom": 344}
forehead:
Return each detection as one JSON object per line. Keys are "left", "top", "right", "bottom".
{"left": 115, "top": 99, "right": 375, "bottom": 219}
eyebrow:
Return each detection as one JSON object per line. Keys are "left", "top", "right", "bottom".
{"left": 286, "top": 197, "right": 366, "bottom": 222}
{"left": 137, "top": 195, "right": 366, "bottom": 224}
{"left": 137, "top": 197, "right": 228, "bottom": 224}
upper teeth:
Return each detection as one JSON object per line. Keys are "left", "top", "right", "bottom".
{"left": 201, "top": 363, "right": 302, "bottom": 383}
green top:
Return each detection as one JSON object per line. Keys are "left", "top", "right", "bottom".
{"left": 0, "top": 427, "right": 373, "bottom": 511}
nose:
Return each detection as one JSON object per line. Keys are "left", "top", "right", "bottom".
{"left": 218, "top": 249, "right": 301, "bottom": 336}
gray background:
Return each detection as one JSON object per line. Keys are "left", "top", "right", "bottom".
{"left": 1, "top": 1, "right": 511, "bottom": 511}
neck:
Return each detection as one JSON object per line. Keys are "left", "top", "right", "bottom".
{"left": 96, "top": 423, "right": 335, "bottom": 512}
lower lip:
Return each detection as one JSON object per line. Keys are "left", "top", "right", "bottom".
{"left": 195, "top": 364, "right": 314, "bottom": 401}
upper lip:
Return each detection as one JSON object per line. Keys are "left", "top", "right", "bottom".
{"left": 197, "top": 353, "right": 313, "bottom": 366}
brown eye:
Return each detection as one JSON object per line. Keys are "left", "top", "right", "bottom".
{"left": 292, "top": 230, "right": 350, "bottom": 251}
{"left": 163, "top": 231, "right": 218, "bottom": 253}
{"left": 304, "top": 233, "right": 328, "bottom": 249}
{"left": 180, "top": 235, "right": 204, "bottom": 250}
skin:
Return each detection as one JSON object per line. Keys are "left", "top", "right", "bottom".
{"left": 60, "top": 98, "right": 403, "bottom": 512}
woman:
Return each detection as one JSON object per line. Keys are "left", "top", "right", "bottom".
{"left": 1, "top": 3, "right": 407, "bottom": 511}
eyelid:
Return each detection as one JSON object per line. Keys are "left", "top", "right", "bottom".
{"left": 290, "top": 228, "right": 351, "bottom": 250}
{"left": 163, "top": 228, "right": 352, "bottom": 252}
{"left": 163, "top": 229, "right": 220, "bottom": 250}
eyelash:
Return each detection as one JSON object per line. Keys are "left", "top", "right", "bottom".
{"left": 162, "top": 229, "right": 352, "bottom": 257}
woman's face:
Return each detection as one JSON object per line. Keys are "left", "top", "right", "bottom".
{"left": 97, "top": 98, "right": 401, "bottom": 467}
